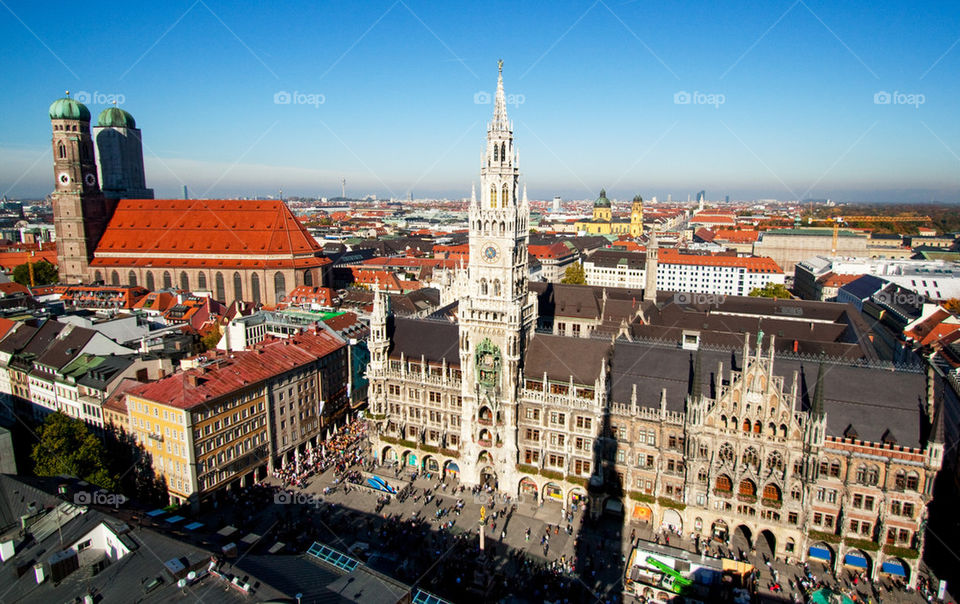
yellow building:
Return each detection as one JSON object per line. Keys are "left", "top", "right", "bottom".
{"left": 575, "top": 190, "right": 644, "bottom": 236}
{"left": 126, "top": 391, "right": 195, "bottom": 503}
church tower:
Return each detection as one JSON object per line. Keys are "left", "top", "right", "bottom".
{"left": 630, "top": 194, "right": 644, "bottom": 237}
{"left": 49, "top": 93, "right": 112, "bottom": 284}
{"left": 458, "top": 61, "right": 537, "bottom": 488}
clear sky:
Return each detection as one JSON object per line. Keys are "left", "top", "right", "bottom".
{"left": 2, "top": 0, "right": 959, "bottom": 202}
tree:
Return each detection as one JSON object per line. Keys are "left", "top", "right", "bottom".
{"left": 561, "top": 262, "right": 586, "bottom": 285}
{"left": 749, "top": 282, "right": 793, "bottom": 299}
{"left": 12, "top": 259, "right": 58, "bottom": 286}
{"left": 200, "top": 324, "right": 223, "bottom": 351}
{"left": 31, "top": 412, "right": 117, "bottom": 490}
{"left": 944, "top": 298, "right": 960, "bottom": 315}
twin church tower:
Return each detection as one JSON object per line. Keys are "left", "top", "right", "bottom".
{"left": 48, "top": 95, "right": 153, "bottom": 283}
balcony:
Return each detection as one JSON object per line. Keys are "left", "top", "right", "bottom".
{"left": 478, "top": 417, "right": 493, "bottom": 426}
{"left": 713, "top": 488, "right": 732, "bottom": 498}
{"left": 478, "top": 439, "right": 492, "bottom": 448}
{"left": 761, "top": 497, "right": 782, "bottom": 508}
{"left": 737, "top": 493, "right": 757, "bottom": 503}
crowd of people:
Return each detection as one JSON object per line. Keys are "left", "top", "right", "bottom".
{"left": 269, "top": 420, "right": 367, "bottom": 489}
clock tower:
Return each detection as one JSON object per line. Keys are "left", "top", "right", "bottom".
{"left": 458, "top": 62, "right": 537, "bottom": 488}
{"left": 49, "top": 93, "right": 113, "bottom": 284}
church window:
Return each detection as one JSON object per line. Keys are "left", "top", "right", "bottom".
{"left": 489, "top": 187, "right": 496, "bottom": 209}
{"left": 251, "top": 273, "right": 261, "bottom": 304}
{"left": 198, "top": 272, "right": 207, "bottom": 291}
{"left": 128, "top": 271, "right": 137, "bottom": 287}
{"left": 493, "top": 279, "right": 501, "bottom": 296}
{"left": 93, "top": 271, "right": 102, "bottom": 283}
{"left": 493, "top": 144, "right": 499, "bottom": 161}
{"left": 110, "top": 271, "right": 120, "bottom": 286}
{"left": 303, "top": 269, "right": 313, "bottom": 287}
{"left": 215, "top": 272, "right": 225, "bottom": 302}
{"left": 480, "top": 279, "right": 488, "bottom": 296}
{"left": 58, "top": 143, "right": 66, "bottom": 159}
{"left": 233, "top": 272, "right": 243, "bottom": 301}
{"left": 274, "top": 272, "right": 286, "bottom": 302}
{"left": 501, "top": 142, "right": 506, "bottom": 162}
{"left": 145, "top": 272, "right": 155, "bottom": 290}
{"left": 180, "top": 271, "right": 190, "bottom": 292}
{"left": 162, "top": 271, "right": 172, "bottom": 289}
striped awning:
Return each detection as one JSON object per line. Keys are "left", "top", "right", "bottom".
{"left": 881, "top": 560, "right": 906, "bottom": 577}
{"left": 809, "top": 546, "right": 832, "bottom": 561}
{"left": 844, "top": 552, "right": 868, "bottom": 568}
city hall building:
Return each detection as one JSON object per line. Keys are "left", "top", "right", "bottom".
{"left": 366, "top": 63, "right": 950, "bottom": 586}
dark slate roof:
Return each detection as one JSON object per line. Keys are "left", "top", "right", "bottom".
{"left": 76, "top": 354, "right": 136, "bottom": 389}
{"left": 523, "top": 333, "right": 611, "bottom": 385}
{"left": 588, "top": 249, "right": 647, "bottom": 269}
{"left": 610, "top": 339, "right": 931, "bottom": 448}
{"left": 387, "top": 317, "right": 460, "bottom": 366}
{"left": 0, "top": 322, "right": 38, "bottom": 354}
{"left": 35, "top": 325, "right": 95, "bottom": 370}
{"left": 839, "top": 274, "right": 886, "bottom": 300}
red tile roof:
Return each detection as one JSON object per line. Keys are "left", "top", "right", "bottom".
{"left": 529, "top": 242, "right": 574, "bottom": 259}
{"left": 0, "top": 250, "right": 58, "bottom": 271}
{"left": 0, "top": 282, "right": 30, "bottom": 297}
{"left": 713, "top": 229, "right": 760, "bottom": 243}
{"left": 91, "top": 199, "right": 330, "bottom": 269}
{"left": 281, "top": 286, "right": 335, "bottom": 307}
{"left": 658, "top": 249, "right": 783, "bottom": 273}
{"left": 129, "top": 329, "right": 345, "bottom": 410}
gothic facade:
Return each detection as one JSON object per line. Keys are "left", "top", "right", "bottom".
{"left": 365, "top": 64, "right": 946, "bottom": 587}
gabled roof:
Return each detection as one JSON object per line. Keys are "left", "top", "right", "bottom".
{"left": 91, "top": 199, "right": 330, "bottom": 268}
{"left": 387, "top": 317, "right": 459, "bottom": 366}
{"left": 523, "top": 333, "right": 611, "bottom": 385}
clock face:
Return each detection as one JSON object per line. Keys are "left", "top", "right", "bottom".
{"left": 482, "top": 244, "right": 500, "bottom": 263}
{"left": 58, "top": 172, "right": 70, "bottom": 185}
{"left": 84, "top": 173, "right": 96, "bottom": 186}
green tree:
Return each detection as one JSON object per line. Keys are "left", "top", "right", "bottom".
{"left": 12, "top": 259, "right": 58, "bottom": 286}
{"left": 561, "top": 262, "right": 586, "bottom": 285}
{"left": 200, "top": 325, "right": 222, "bottom": 351}
{"left": 749, "top": 282, "right": 793, "bottom": 299}
{"left": 31, "top": 412, "right": 117, "bottom": 490}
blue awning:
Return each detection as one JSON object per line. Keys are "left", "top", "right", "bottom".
{"left": 809, "top": 546, "right": 832, "bottom": 561}
{"left": 844, "top": 553, "right": 868, "bottom": 568}
{"left": 881, "top": 560, "right": 906, "bottom": 577}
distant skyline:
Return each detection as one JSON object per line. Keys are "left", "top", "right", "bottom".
{"left": 2, "top": 0, "right": 960, "bottom": 203}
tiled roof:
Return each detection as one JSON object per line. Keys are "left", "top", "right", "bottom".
{"left": 528, "top": 242, "right": 574, "bottom": 260}
{"left": 282, "top": 286, "right": 335, "bottom": 307}
{"left": 658, "top": 249, "right": 782, "bottom": 273}
{"left": 91, "top": 199, "right": 330, "bottom": 268}
{"left": 0, "top": 250, "right": 58, "bottom": 271}
{"left": 129, "top": 329, "right": 345, "bottom": 410}
{"left": 714, "top": 229, "right": 760, "bottom": 243}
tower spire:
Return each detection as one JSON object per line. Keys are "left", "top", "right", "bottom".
{"left": 812, "top": 357, "right": 826, "bottom": 418}
{"left": 491, "top": 59, "right": 509, "bottom": 132}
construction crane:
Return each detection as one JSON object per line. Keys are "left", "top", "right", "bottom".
{"left": 796, "top": 215, "right": 931, "bottom": 256}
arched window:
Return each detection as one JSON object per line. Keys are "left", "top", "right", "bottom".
{"left": 720, "top": 415, "right": 727, "bottom": 429}
{"left": 718, "top": 443, "right": 734, "bottom": 463}
{"left": 233, "top": 272, "right": 243, "bottom": 301}
{"left": 274, "top": 272, "right": 286, "bottom": 302}
{"left": 762, "top": 483, "right": 781, "bottom": 501}
{"left": 493, "top": 279, "right": 501, "bottom": 296}
{"left": 480, "top": 279, "right": 488, "bottom": 296}
{"left": 779, "top": 424, "right": 787, "bottom": 438}
{"left": 738, "top": 479, "right": 756, "bottom": 497}
{"left": 753, "top": 420, "right": 762, "bottom": 434}
{"left": 111, "top": 271, "right": 120, "bottom": 286}
{"left": 742, "top": 447, "right": 759, "bottom": 468}
{"left": 766, "top": 451, "right": 784, "bottom": 471}
{"left": 895, "top": 470, "right": 906, "bottom": 489}
{"left": 489, "top": 186, "right": 496, "bottom": 209}
{"left": 906, "top": 471, "right": 919, "bottom": 491}
{"left": 830, "top": 461, "right": 841, "bottom": 478}
{"left": 493, "top": 144, "right": 499, "bottom": 161}
{"left": 197, "top": 272, "right": 207, "bottom": 291}
{"left": 502, "top": 185, "right": 509, "bottom": 208}
{"left": 58, "top": 143, "right": 66, "bottom": 159}
{"left": 500, "top": 142, "right": 506, "bottom": 162}
{"left": 742, "top": 419, "right": 751, "bottom": 432}
{"left": 768, "top": 422, "right": 776, "bottom": 435}
{"left": 162, "top": 271, "right": 172, "bottom": 289}
{"left": 128, "top": 271, "right": 137, "bottom": 287}
{"left": 180, "top": 272, "right": 190, "bottom": 292}
{"left": 856, "top": 464, "right": 867, "bottom": 484}
{"left": 303, "top": 269, "right": 313, "bottom": 287}
{"left": 145, "top": 272, "right": 155, "bottom": 291}
{"left": 251, "top": 273, "right": 261, "bottom": 304}
{"left": 716, "top": 475, "right": 732, "bottom": 492}
{"left": 215, "top": 272, "right": 225, "bottom": 302}
{"left": 866, "top": 465, "right": 880, "bottom": 485}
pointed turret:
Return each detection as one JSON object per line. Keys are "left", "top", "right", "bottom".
{"left": 812, "top": 358, "right": 826, "bottom": 418}
{"left": 691, "top": 348, "right": 703, "bottom": 402}
{"left": 491, "top": 59, "right": 509, "bottom": 132}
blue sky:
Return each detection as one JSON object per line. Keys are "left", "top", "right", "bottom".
{"left": 2, "top": 0, "right": 959, "bottom": 202}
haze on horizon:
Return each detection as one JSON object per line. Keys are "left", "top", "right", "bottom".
{"left": 2, "top": 0, "right": 959, "bottom": 203}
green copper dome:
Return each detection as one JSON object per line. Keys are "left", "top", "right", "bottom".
{"left": 97, "top": 106, "right": 136, "bottom": 128}
{"left": 594, "top": 189, "right": 611, "bottom": 208}
{"left": 49, "top": 95, "right": 91, "bottom": 121}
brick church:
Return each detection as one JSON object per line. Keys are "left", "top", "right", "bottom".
{"left": 48, "top": 94, "right": 329, "bottom": 306}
